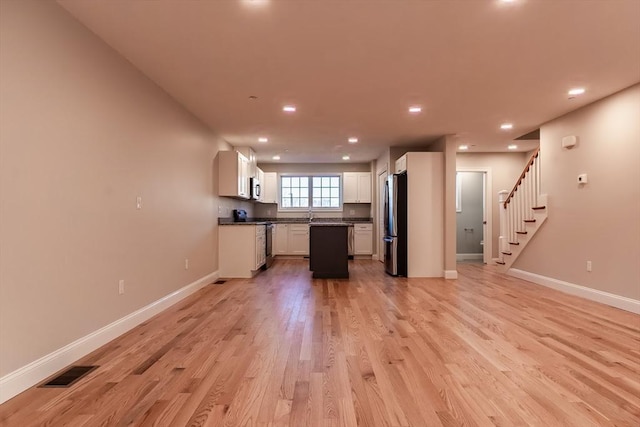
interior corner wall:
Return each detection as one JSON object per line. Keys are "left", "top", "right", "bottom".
{"left": 456, "top": 152, "right": 529, "bottom": 258}
{"left": 0, "top": 0, "right": 227, "bottom": 377}
{"left": 514, "top": 84, "right": 640, "bottom": 300}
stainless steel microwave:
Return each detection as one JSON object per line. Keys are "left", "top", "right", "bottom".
{"left": 250, "top": 177, "right": 261, "bottom": 200}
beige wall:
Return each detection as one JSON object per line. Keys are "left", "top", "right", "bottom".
{"left": 456, "top": 152, "right": 530, "bottom": 258}
{"left": 514, "top": 84, "right": 640, "bottom": 300}
{"left": 0, "top": 1, "right": 234, "bottom": 377}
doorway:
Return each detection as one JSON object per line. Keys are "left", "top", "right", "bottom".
{"left": 455, "top": 168, "right": 492, "bottom": 264}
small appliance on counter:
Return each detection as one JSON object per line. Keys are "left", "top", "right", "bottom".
{"left": 232, "top": 209, "right": 248, "bottom": 222}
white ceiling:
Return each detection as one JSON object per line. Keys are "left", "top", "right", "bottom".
{"left": 58, "top": 0, "right": 640, "bottom": 163}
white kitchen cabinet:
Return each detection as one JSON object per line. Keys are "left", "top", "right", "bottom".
{"left": 274, "top": 223, "right": 309, "bottom": 255}
{"left": 236, "top": 146, "right": 257, "bottom": 178}
{"left": 343, "top": 172, "right": 371, "bottom": 203}
{"left": 395, "top": 154, "right": 407, "bottom": 173}
{"left": 219, "top": 224, "right": 266, "bottom": 278}
{"left": 218, "top": 150, "right": 250, "bottom": 199}
{"left": 256, "top": 167, "right": 265, "bottom": 202}
{"left": 275, "top": 223, "right": 289, "bottom": 254}
{"left": 262, "top": 172, "right": 278, "bottom": 204}
{"left": 404, "top": 152, "right": 443, "bottom": 277}
{"left": 288, "top": 224, "right": 310, "bottom": 255}
{"left": 353, "top": 223, "right": 373, "bottom": 255}
{"left": 255, "top": 225, "right": 266, "bottom": 268}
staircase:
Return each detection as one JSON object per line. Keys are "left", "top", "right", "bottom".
{"left": 497, "top": 148, "right": 548, "bottom": 269}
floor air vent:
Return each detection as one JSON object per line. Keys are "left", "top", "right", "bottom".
{"left": 214, "top": 280, "right": 227, "bottom": 285}
{"left": 39, "top": 365, "right": 98, "bottom": 388}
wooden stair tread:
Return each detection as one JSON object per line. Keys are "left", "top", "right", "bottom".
{"left": 509, "top": 242, "right": 520, "bottom": 245}
{"left": 501, "top": 251, "right": 512, "bottom": 256}
{"left": 496, "top": 261, "right": 506, "bottom": 265}
{"left": 532, "top": 206, "right": 546, "bottom": 210}
{"left": 523, "top": 219, "right": 536, "bottom": 223}
{"left": 516, "top": 231, "right": 528, "bottom": 235}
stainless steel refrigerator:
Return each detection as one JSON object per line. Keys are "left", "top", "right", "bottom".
{"left": 384, "top": 172, "right": 408, "bottom": 276}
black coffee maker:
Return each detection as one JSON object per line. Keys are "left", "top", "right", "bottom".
{"left": 232, "top": 209, "right": 248, "bottom": 222}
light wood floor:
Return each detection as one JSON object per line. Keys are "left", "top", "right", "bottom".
{"left": 1, "top": 260, "right": 639, "bottom": 426}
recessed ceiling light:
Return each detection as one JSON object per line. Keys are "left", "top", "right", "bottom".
{"left": 272, "top": 155, "right": 280, "bottom": 160}
{"left": 459, "top": 145, "right": 469, "bottom": 150}
{"left": 342, "top": 155, "right": 350, "bottom": 161}
{"left": 408, "top": 106, "right": 422, "bottom": 114}
{"left": 568, "top": 88, "right": 586, "bottom": 96}
{"left": 258, "top": 137, "right": 268, "bottom": 143}
{"left": 241, "top": 0, "right": 269, "bottom": 6}
{"left": 508, "top": 144, "right": 518, "bottom": 150}
{"left": 348, "top": 137, "right": 358, "bottom": 143}
{"left": 500, "top": 123, "right": 513, "bottom": 130}
{"left": 282, "top": 105, "right": 296, "bottom": 113}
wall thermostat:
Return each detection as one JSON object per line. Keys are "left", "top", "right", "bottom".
{"left": 577, "top": 173, "right": 588, "bottom": 184}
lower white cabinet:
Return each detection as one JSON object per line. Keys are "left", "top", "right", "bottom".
{"left": 275, "top": 224, "right": 289, "bottom": 254}
{"left": 274, "top": 223, "right": 309, "bottom": 255}
{"left": 255, "top": 225, "right": 266, "bottom": 268}
{"left": 353, "top": 223, "right": 373, "bottom": 255}
{"left": 289, "top": 224, "right": 310, "bottom": 255}
{"left": 219, "top": 224, "right": 266, "bottom": 278}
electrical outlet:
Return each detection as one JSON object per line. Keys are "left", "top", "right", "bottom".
{"left": 267, "top": 209, "right": 272, "bottom": 215}
{"left": 349, "top": 209, "right": 355, "bottom": 215}
{"left": 185, "top": 259, "right": 189, "bottom": 270}
{"left": 586, "top": 261, "right": 592, "bottom": 272}
{"left": 218, "top": 206, "right": 223, "bottom": 214}
{"left": 136, "top": 196, "right": 142, "bottom": 209}
{"left": 118, "top": 279, "right": 125, "bottom": 295}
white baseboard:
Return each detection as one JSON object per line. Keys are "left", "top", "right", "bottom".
{"left": 444, "top": 270, "right": 458, "bottom": 279}
{"left": 508, "top": 269, "right": 640, "bottom": 314}
{"left": 372, "top": 254, "right": 379, "bottom": 261}
{"left": 456, "top": 253, "right": 483, "bottom": 261}
{"left": 0, "top": 271, "right": 219, "bottom": 404}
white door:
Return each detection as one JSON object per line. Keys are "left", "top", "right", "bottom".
{"left": 377, "top": 169, "right": 387, "bottom": 262}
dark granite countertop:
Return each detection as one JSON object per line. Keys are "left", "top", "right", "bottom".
{"left": 218, "top": 217, "right": 372, "bottom": 225}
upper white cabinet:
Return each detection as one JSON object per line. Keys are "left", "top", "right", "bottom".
{"left": 262, "top": 172, "right": 278, "bottom": 204}
{"left": 218, "top": 151, "right": 250, "bottom": 199}
{"left": 235, "top": 147, "right": 257, "bottom": 178}
{"left": 395, "top": 155, "right": 407, "bottom": 173}
{"left": 256, "top": 167, "right": 265, "bottom": 201}
{"left": 343, "top": 172, "right": 372, "bottom": 203}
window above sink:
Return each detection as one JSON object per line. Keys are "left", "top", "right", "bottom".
{"left": 279, "top": 174, "right": 342, "bottom": 211}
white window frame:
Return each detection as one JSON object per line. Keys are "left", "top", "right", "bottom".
{"left": 278, "top": 173, "right": 343, "bottom": 212}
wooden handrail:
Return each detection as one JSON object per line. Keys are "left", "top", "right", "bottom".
{"left": 503, "top": 147, "right": 540, "bottom": 208}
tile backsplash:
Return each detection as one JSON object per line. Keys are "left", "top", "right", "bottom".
{"left": 253, "top": 202, "right": 371, "bottom": 219}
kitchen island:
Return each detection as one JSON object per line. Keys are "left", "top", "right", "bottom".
{"left": 309, "top": 223, "right": 349, "bottom": 278}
